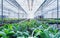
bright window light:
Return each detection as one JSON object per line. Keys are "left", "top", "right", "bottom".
{"left": 16, "top": 0, "right": 45, "bottom": 19}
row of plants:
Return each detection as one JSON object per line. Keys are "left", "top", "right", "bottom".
{"left": 37, "top": 18, "right": 60, "bottom": 24}
{"left": 0, "top": 18, "right": 24, "bottom": 21}
{"left": 0, "top": 18, "right": 25, "bottom": 24}
{"left": 0, "top": 19, "right": 60, "bottom": 38}
{"left": 0, "top": 18, "right": 18, "bottom": 21}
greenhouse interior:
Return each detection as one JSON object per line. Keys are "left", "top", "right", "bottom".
{"left": 0, "top": 0, "right": 60, "bottom": 38}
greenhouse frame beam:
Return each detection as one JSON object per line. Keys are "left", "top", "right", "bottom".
{"left": 0, "top": 3, "right": 27, "bottom": 15}
{"left": 35, "top": 6, "right": 57, "bottom": 17}
{"left": 0, "top": 5, "right": 27, "bottom": 15}
{"left": 40, "top": 8, "right": 57, "bottom": 16}
{"left": 34, "top": 0, "right": 56, "bottom": 14}
{"left": 0, "top": 6, "right": 27, "bottom": 18}
{"left": 0, "top": 5, "right": 18, "bottom": 14}
{"left": 6, "top": 0, "right": 27, "bottom": 14}
{"left": 2, "top": 6, "right": 18, "bottom": 14}
{"left": 41, "top": 0, "right": 56, "bottom": 12}
{"left": 5, "top": 0, "right": 17, "bottom": 9}
{"left": 3, "top": 7, "right": 27, "bottom": 15}
{"left": 41, "top": 6, "right": 57, "bottom": 13}
{"left": 35, "top": 0, "right": 52, "bottom": 13}
{"left": 57, "top": 0, "right": 59, "bottom": 28}
{"left": 43, "top": 0, "right": 56, "bottom": 8}
{"left": 41, "top": 0, "right": 56, "bottom": 10}
{"left": 38, "top": 5, "right": 60, "bottom": 16}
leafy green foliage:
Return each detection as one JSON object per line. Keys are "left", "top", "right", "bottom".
{"left": 0, "top": 19, "right": 60, "bottom": 38}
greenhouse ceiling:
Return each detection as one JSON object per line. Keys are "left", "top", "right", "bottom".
{"left": 16, "top": 0, "right": 45, "bottom": 19}
{"left": 0, "top": 0, "right": 60, "bottom": 19}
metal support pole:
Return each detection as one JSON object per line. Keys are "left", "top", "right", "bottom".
{"left": 52, "top": 12, "right": 53, "bottom": 19}
{"left": 18, "top": 13, "right": 19, "bottom": 21}
{"left": 1, "top": 0, "right": 3, "bottom": 24}
{"left": 8, "top": 12, "right": 10, "bottom": 18}
{"left": 57, "top": 0, "right": 59, "bottom": 27}
{"left": 18, "top": 8, "right": 19, "bottom": 21}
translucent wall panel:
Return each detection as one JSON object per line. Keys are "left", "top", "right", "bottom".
{"left": 59, "top": 0, "right": 60, "bottom": 18}
{"left": 43, "top": 0, "right": 57, "bottom": 18}
{"left": 0, "top": 0, "right": 2, "bottom": 16}
{"left": 44, "top": 11, "right": 57, "bottom": 18}
{"left": 35, "top": 0, "right": 57, "bottom": 19}
{"left": 0, "top": 0, "right": 1, "bottom": 24}
{"left": 3, "top": 0, "right": 18, "bottom": 18}
{"left": 0, "top": 0, "right": 1, "bottom": 16}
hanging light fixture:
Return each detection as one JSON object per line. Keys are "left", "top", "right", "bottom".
{"left": 27, "top": 0, "right": 34, "bottom": 11}
{"left": 31, "top": 0, "right": 34, "bottom": 11}
{"left": 27, "top": 0, "right": 30, "bottom": 10}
